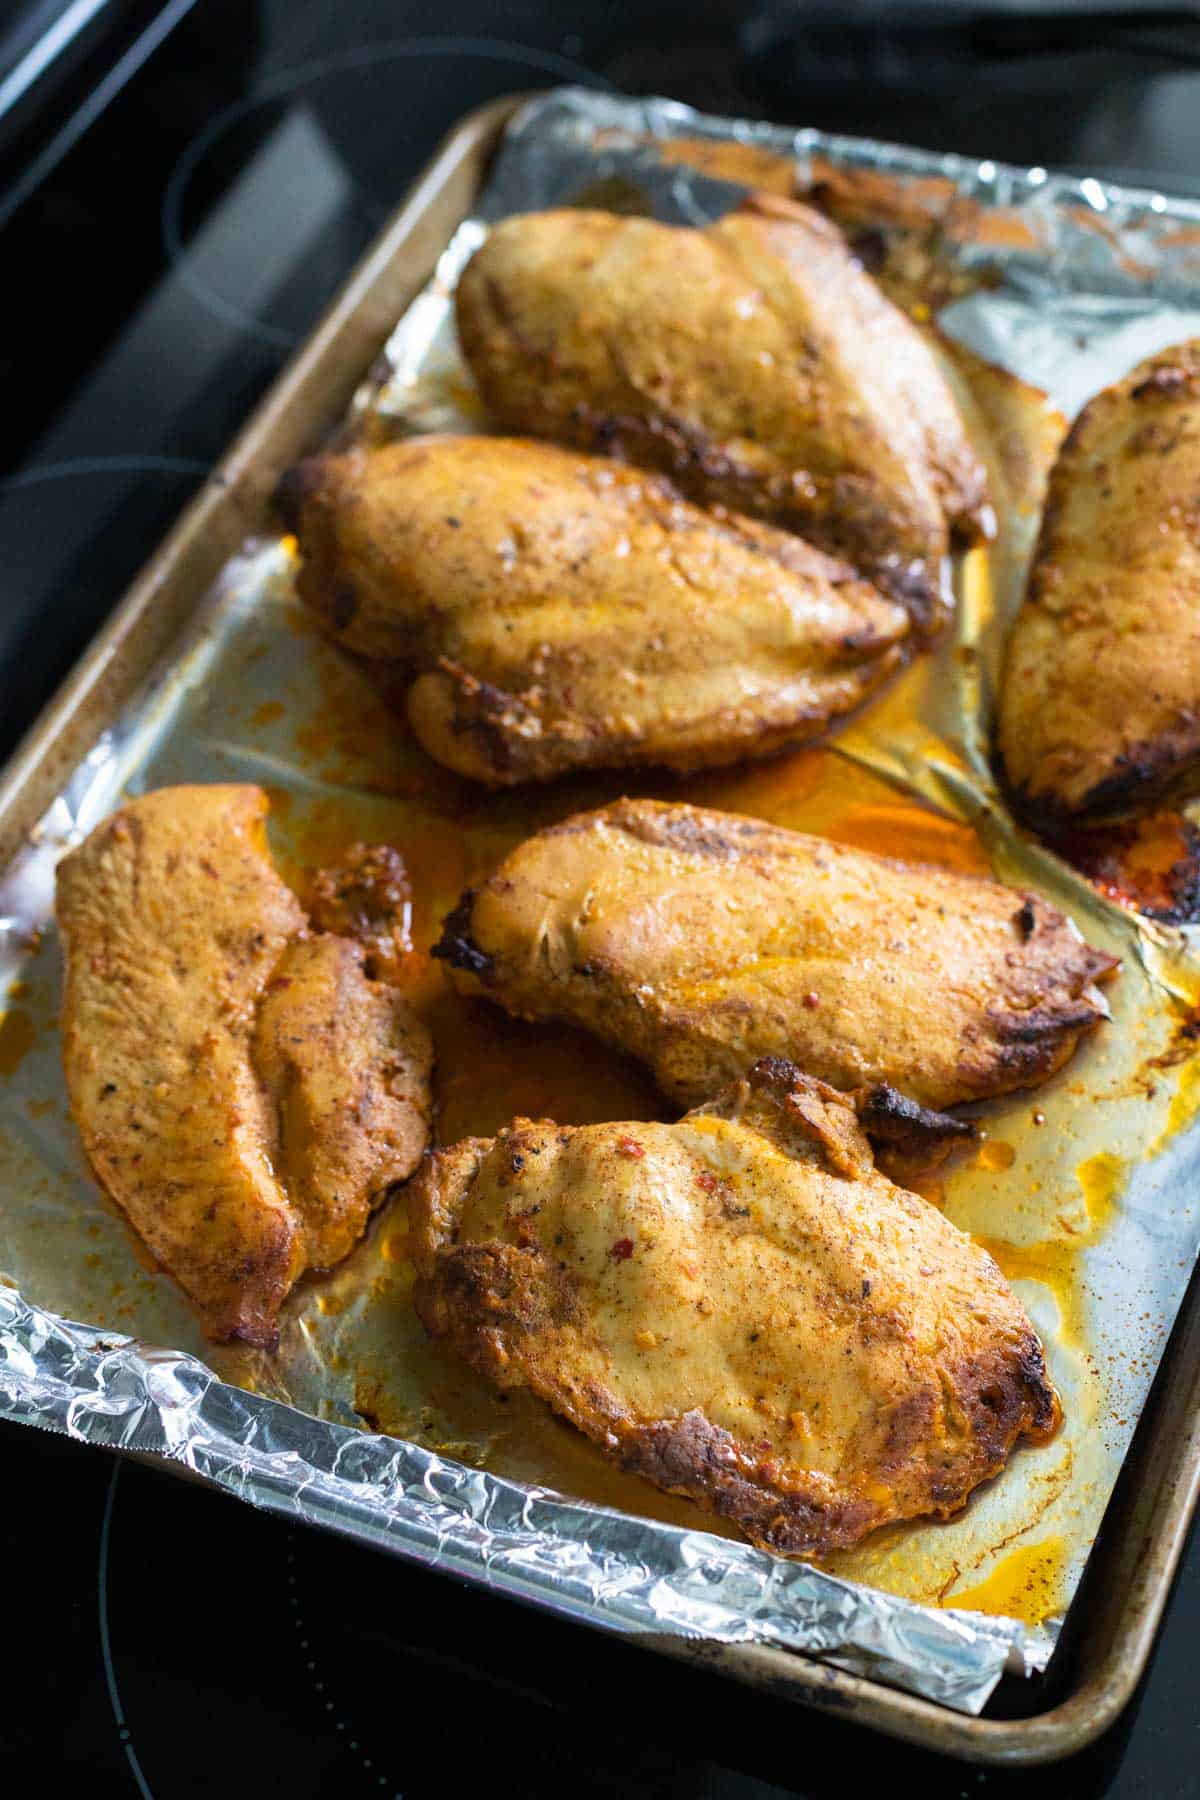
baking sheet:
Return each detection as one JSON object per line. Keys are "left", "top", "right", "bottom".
{"left": 5, "top": 87, "right": 1200, "bottom": 1715}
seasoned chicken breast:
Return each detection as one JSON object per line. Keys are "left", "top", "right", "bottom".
{"left": 435, "top": 798, "right": 1117, "bottom": 1111}
{"left": 283, "top": 434, "right": 910, "bottom": 785}
{"left": 998, "top": 340, "right": 1200, "bottom": 823}
{"left": 411, "top": 1058, "right": 1060, "bottom": 1557}
{"left": 455, "top": 199, "right": 989, "bottom": 628}
{"left": 56, "top": 786, "right": 432, "bottom": 1347}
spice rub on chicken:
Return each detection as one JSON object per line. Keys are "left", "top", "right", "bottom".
{"left": 999, "top": 340, "right": 1200, "bottom": 825}
{"left": 410, "top": 1059, "right": 1060, "bottom": 1558}
{"left": 283, "top": 434, "right": 911, "bottom": 785}
{"left": 435, "top": 798, "right": 1117, "bottom": 1112}
{"left": 56, "top": 785, "right": 432, "bottom": 1348}
{"left": 454, "top": 199, "right": 990, "bottom": 629}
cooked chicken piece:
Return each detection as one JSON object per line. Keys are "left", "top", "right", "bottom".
{"left": 434, "top": 798, "right": 1117, "bottom": 1111}
{"left": 283, "top": 434, "right": 910, "bottom": 786}
{"left": 454, "top": 199, "right": 989, "bottom": 628}
{"left": 307, "top": 841, "right": 413, "bottom": 984}
{"left": 998, "top": 340, "right": 1200, "bottom": 824}
{"left": 411, "top": 1058, "right": 1060, "bottom": 1557}
{"left": 56, "top": 785, "right": 432, "bottom": 1347}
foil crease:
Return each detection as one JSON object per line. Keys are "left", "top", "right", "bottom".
{"left": 0, "top": 1284, "right": 1017, "bottom": 1712}
{"left": 6, "top": 87, "right": 1200, "bottom": 1720}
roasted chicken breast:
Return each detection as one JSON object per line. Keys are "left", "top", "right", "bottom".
{"left": 284, "top": 434, "right": 910, "bottom": 785}
{"left": 455, "top": 199, "right": 989, "bottom": 628}
{"left": 411, "top": 1058, "right": 1060, "bottom": 1557}
{"left": 435, "top": 798, "right": 1117, "bottom": 1111}
{"left": 56, "top": 786, "right": 433, "bottom": 1347}
{"left": 998, "top": 340, "right": 1200, "bottom": 824}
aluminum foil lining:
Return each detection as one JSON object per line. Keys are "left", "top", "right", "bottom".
{"left": 5, "top": 86, "right": 1200, "bottom": 1719}
{"left": 481, "top": 88, "right": 1200, "bottom": 422}
{"left": 0, "top": 1283, "right": 1017, "bottom": 1710}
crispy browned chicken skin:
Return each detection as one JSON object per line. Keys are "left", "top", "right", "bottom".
{"left": 284, "top": 434, "right": 910, "bottom": 785}
{"left": 435, "top": 799, "right": 1117, "bottom": 1111}
{"left": 455, "top": 199, "right": 989, "bottom": 628}
{"left": 56, "top": 786, "right": 432, "bottom": 1347}
{"left": 411, "top": 1058, "right": 1060, "bottom": 1557}
{"left": 999, "top": 340, "right": 1200, "bottom": 824}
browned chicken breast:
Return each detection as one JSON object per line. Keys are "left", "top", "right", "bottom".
{"left": 411, "top": 1058, "right": 1060, "bottom": 1557}
{"left": 284, "top": 434, "right": 910, "bottom": 785}
{"left": 999, "top": 340, "right": 1200, "bottom": 824}
{"left": 435, "top": 798, "right": 1117, "bottom": 1111}
{"left": 454, "top": 199, "right": 989, "bottom": 628}
{"left": 56, "top": 786, "right": 433, "bottom": 1347}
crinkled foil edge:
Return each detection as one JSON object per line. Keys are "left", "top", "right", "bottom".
{"left": 0, "top": 1286, "right": 1019, "bottom": 1710}
{"left": 494, "top": 85, "right": 1200, "bottom": 233}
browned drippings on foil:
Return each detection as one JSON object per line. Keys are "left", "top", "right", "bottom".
{"left": 1050, "top": 814, "right": 1200, "bottom": 926}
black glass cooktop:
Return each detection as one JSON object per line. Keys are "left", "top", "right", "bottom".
{"left": 4, "top": 1414, "right": 1200, "bottom": 1798}
{"left": 3, "top": 4, "right": 1200, "bottom": 1794}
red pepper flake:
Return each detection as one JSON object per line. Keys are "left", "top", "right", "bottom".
{"left": 803, "top": 991, "right": 821, "bottom": 1009}
{"left": 617, "top": 1136, "right": 645, "bottom": 1159}
{"left": 696, "top": 1171, "right": 718, "bottom": 1192}
{"left": 609, "top": 1237, "right": 634, "bottom": 1262}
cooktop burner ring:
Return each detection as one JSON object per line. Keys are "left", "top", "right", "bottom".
{"left": 160, "top": 37, "right": 612, "bottom": 353}
{"left": 99, "top": 1463, "right": 155, "bottom": 1800}
{"left": 0, "top": 456, "right": 211, "bottom": 497}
